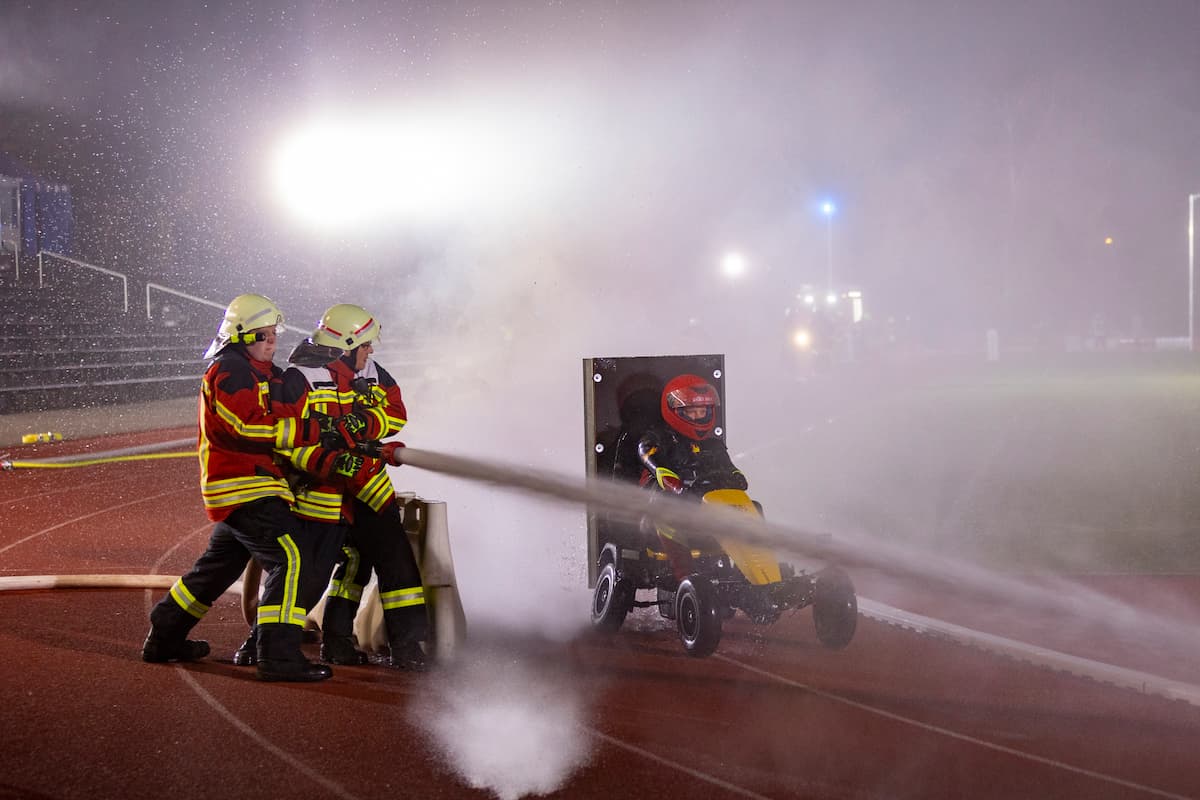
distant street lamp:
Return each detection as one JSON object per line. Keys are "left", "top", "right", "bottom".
{"left": 820, "top": 200, "right": 836, "bottom": 292}
{"left": 1191, "top": 193, "right": 1199, "bottom": 350}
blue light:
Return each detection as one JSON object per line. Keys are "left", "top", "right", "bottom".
{"left": 820, "top": 200, "right": 836, "bottom": 217}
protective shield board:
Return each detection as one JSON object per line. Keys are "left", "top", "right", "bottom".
{"left": 582, "top": 353, "right": 725, "bottom": 586}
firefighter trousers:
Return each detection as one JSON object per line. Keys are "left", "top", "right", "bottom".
{"left": 323, "top": 498, "right": 428, "bottom": 647}
{"left": 149, "top": 497, "right": 344, "bottom": 661}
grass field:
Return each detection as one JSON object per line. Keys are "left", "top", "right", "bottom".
{"left": 741, "top": 352, "right": 1200, "bottom": 574}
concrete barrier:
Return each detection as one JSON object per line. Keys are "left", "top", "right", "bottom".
{"left": 352, "top": 493, "right": 467, "bottom": 662}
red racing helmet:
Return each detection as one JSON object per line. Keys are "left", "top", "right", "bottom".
{"left": 660, "top": 374, "right": 720, "bottom": 440}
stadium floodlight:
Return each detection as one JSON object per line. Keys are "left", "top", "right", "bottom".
{"left": 721, "top": 251, "right": 748, "bottom": 279}
{"left": 269, "top": 110, "right": 554, "bottom": 231}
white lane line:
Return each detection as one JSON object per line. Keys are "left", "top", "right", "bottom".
{"left": 587, "top": 728, "right": 772, "bottom": 800}
{"left": 858, "top": 598, "right": 1200, "bottom": 707}
{"left": 175, "top": 670, "right": 356, "bottom": 800}
{"left": 1, "top": 474, "right": 134, "bottom": 507}
{"left": 144, "top": 522, "right": 360, "bottom": 800}
{"left": 0, "top": 487, "right": 193, "bottom": 556}
{"left": 716, "top": 654, "right": 1194, "bottom": 800}
{"left": 150, "top": 523, "right": 213, "bottom": 574}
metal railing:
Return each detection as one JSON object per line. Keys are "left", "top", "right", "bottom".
{"left": 38, "top": 251, "right": 129, "bottom": 313}
{"left": 146, "top": 282, "right": 300, "bottom": 333}
{"left": 145, "top": 282, "right": 226, "bottom": 320}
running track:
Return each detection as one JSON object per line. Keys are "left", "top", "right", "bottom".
{"left": 2, "top": 430, "right": 1198, "bottom": 800}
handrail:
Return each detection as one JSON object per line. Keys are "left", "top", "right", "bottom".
{"left": 146, "top": 282, "right": 300, "bottom": 333}
{"left": 38, "top": 251, "right": 129, "bottom": 313}
{"left": 145, "top": 282, "right": 225, "bottom": 320}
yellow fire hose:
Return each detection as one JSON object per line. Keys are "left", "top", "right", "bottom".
{"left": 2, "top": 438, "right": 196, "bottom": 471}
{"left": 1, "top": 451, "right": 196, "bottom": 470}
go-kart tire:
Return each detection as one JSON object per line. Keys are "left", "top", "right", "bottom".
{"left": 675, "top": 576, "right": 722, "bottom": 657}
{"left": 812, "top": 566, "right": 857, "bottom": 649}
{"left": 591, "top": 562, "right": 632, "bottom": 633}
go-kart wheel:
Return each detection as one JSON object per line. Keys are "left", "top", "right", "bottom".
{"left": 812, "top": 566, "right": 857, "bottom": 649}
{"left": 591, "top": 561, "right": 632, "bottom": 633}
{"left": 675, "top": 576, "right": 722, "bottom": 657}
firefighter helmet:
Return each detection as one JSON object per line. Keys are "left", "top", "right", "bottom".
{"left": 661, "top": 374, "right": 720, "bottom": 440}
{"left": 203, "top": 293, "right": 284, "bottom": 359}
{"left": 312, "top": 303, "right": 380, "bottom": 351}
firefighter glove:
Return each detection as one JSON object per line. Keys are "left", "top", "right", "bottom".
{"left": 331, "top": 451, "right": 382, "bottom": 482}
{"left": 317, "top": 411, "right": 373, "bottom": 449}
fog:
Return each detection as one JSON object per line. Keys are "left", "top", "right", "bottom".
{"left": 4, "top": 2, "right": 1200, "bottom": 797}
{"left": 3, "top": 1, "right": 1199, "bottom": 341}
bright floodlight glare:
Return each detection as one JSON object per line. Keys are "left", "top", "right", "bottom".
{"left": 270, "top": 112, "right": 550, "bottom": 230}
{"left": 803, "top": 294, "right": 815, "bottom": 305}
{"left": 792, "top": 328, "right": 812, "bottom": 350}
{"left": 825, "top": 292, "right": 838, "bottom": 305}
{"left": 821, "top": 201, "right": 836, "bottom": 217}
{"left": 721, "top": 251, "right": 747, "bottom": 279}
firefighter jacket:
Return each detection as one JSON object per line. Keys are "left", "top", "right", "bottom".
{"left": 636, "top": 424, "right": 748, "bottom": 493}
{"left": 198, "top": 347, "right": 325, "bottom": 522}
{"left": 346, "top": 359, "right": 407, "bottom": 512}
{"left": 273, "top": 359, "right": 391, "bottom": 524}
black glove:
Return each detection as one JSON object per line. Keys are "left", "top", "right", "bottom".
{"left": 313, "top": 411, "right": 373, "bottom": 450}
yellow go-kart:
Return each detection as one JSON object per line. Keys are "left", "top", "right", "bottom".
{"left": 584, "top": 353, "right": 857, "bottom": 657}
{"left": 590, "top": 480, "right": 857, "bottom": 657}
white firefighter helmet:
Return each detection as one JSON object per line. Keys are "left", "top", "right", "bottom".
{"left": 311, "top": 303, "right": 380, "bottom": 351}
{"left": 203, "top": 293, "right": 284, "bottom": 359}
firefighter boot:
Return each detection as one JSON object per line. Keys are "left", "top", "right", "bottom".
{"left": 320, "top": 596, "right": 367, "bottom": 665}
{"left": 143, "top": 600, "right": 210, "bottom": 663}
{"left": 383, "top": 604, "right": 431, "bottom": 671}
{"left": 256, "top": 624, "right": 332, "bottom": 682}
{"left": 232, "top": 627, "right": 257, "bottom": 666}
{"left": 142, "top": 631, "right": 211, "bottom": 663}
{"left": 387, "top": 639, "right": 430, "bottom": 672}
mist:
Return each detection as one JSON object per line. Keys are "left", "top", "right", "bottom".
{"left": 4, "top": 2, "right": 1200, "bottom": 797}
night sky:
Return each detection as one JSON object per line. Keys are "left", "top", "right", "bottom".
{"left": 2, "top": 0, "right": 1198, "bottom": 344}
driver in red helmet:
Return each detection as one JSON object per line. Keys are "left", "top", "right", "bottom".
{"left": 636, "top": 374, "right": 748, "bottom": 575}
{"left": 637, "top": 374, "right": 747, "bottom": 494}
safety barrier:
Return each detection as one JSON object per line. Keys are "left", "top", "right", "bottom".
{"left": 351, "top": 493, "right": 468, "bottom": 662}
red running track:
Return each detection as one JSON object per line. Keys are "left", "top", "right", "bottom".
{"left": 1, "top": 429, "right": 1199, "bottom": 800}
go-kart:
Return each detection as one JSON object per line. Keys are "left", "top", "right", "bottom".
{"left": 590, "top": 477, "right": 858, "bottom": 657}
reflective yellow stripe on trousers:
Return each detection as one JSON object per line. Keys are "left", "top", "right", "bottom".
{"left": 380, "top": 585, "right": 425, "bottom": 610}
{"left": 256, "top": 533, "right": 307, "bottom": 626}
{"left": 169, "top": 578, "right": 211, "bottom": 620}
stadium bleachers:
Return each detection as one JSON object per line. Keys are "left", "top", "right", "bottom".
{"left": 0, "top": 268, "right": 226, "bottom": 415}
{"left": 0, "top": 249, "right": 424, "bottom": 416}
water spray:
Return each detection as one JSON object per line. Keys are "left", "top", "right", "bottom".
{"left": 394, "top": 447, "right": 1200, "bottom": 660}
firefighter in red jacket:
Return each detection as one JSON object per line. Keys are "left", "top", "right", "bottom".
{"left": 231, "top": 304, "right": 428, "bottom": 671}
{"left": 141, "top": 293, "right": 379, "bottom": 682}
{"left": 308, "top": 304, "right": 429, "bottom": 671}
